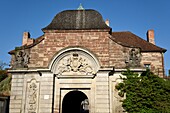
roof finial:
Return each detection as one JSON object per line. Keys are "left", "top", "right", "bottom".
{"left": 77, "top": 3, "right": 84, "bottom": 10}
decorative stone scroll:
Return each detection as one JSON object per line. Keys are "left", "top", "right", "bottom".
{"left": 12, "top": 49, "right": 30, "bottom": 68}
{"left": 125, "top": 48, "right": 141, "bottom": 68}
{"left": 26, "top": 79, "right": 39, "bottom": 113}
{"left": 58, "top": 53, "right": 95, "bottom": 75}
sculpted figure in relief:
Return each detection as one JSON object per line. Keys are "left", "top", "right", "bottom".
{"left": 126, "top": 48, "right": 141, "bottom": 68}
{"left": 13, "top": 50, "right": 30, "bottom": 68}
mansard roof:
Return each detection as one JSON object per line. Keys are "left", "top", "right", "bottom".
{"left": 42, "top": 9, "right": 111, "bottom": 31}
{"left": 111, "top": 31, "right": 166, "bottom": 52}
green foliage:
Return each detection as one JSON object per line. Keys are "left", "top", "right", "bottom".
{"left": 0, "top": 70, "right": 8, "bottom": 82}
{"left": 0, "top": 75, "right": 11, "bottom": 96}
{"left": 0, "top": 61, "right": 8, "bottom": 82}
{"left": 0, "top": 61, "right": 11, "bottom": 96}
{"left": 116, "top": 69, "right": 170, "bottom": 113}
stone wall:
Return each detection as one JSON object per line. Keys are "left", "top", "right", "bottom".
{"left": 141, "top": 52, "right": 164, "bottom": 77}
{"left": 10, "top": 74, "right": 24, "bottom": 113}
{"left": 9, "top": 29, "right": 165, "bottom": 113}
{"left": 27, "top": 30, "right": 164, "bottom": 76}
{"left": 9, "top": 71, "right": 54, "bottom": 113}
{"left": 95, "top": 70, "right": 110, "bottom": 113}
{"left": 109, "top": 40, "right": 130, "bottom": 68}
{"left": 29, "top": 30, "right": 128, "bottom": 68}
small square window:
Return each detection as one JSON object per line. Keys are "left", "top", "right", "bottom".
{"left": 144, "top": 64, "right": 150, "bottom": 69}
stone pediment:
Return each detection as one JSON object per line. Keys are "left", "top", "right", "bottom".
{"left": 50, "top": 48, "right": 100, "bottom": 78}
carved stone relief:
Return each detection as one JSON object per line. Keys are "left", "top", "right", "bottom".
{"left": 114, "top": 87, "right": 125, "bottom": 113}
{"left": 57, "top": 53, "right": 96, "bottom": 75}
{"left": 115, "top": 105, "right": 125, "bottom": 113}
{"left": 114, "top": 80, "right": 126, "bottom": 113}
{"left": 12, "top": 49, "right": 30, "bottom": 69}
{"left": 26, "top": 79, "right": 39, "bottom": 113}
{"left": 125, "top": 48, "right": 141, "bottom": 68}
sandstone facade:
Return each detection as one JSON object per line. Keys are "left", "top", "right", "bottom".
{"left": 8, "top": 9, "right": 166, "bottom": 113}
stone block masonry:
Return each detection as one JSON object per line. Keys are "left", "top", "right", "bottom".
{"left": 95, "top": 70, "right": 111, "bottom": 113}
{"left": 9, "top": 74, "right": 24, "bottom": 113}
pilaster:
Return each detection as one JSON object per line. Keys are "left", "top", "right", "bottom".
{"left": 95, "top": 68, "right": 113, "bottom": 113}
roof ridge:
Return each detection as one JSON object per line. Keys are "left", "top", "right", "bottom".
{"left": 112, "top": 31, "right": 130, "bottom": 33}
{"left": 128, "top": 32, "right": 166, "bottom": 51}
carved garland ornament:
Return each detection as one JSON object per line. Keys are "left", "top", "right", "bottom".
{"left": 27, "top": 79, "right": 39, "bottom": 113}
{"left": 58, "top": 53, "right": 95, "bottom": 75}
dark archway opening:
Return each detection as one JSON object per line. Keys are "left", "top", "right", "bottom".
{"left": 62, "top": 90, "right": 89, "bottom": 113}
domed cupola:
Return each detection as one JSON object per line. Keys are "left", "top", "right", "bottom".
{"left": 42, "top": 8, "right": 111, "bottom": 31}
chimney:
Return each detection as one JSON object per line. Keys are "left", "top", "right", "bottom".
{"left": 27, "top": 38, "right": 34, "bottom": 45}
{"left": 147, "top": 29, "right": 155, "bottom": 45}
{"left": 105, "top": 19, "right": 109, "bottom": 26}
{"left": 22, "top": 32, "right": 34, "bottom": 46}
{"left": 22, "top": 32, "right": 30, "bottom": 45}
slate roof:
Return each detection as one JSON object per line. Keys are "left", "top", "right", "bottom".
{"left": 111, "top": 31, "right": 166, "bottom": 52}
{"left": 42, "top": 9, "right": 111, "bottom": 31}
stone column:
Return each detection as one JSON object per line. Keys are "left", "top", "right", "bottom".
{"left": 39, "top": 72, "right": 54, "bottom": 113}
{"left": 95, "top": 68, "right": 113, "bottom": 113}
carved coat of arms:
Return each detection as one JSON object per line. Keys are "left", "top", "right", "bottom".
{"left": 58, "top": 53, "right": 94, "bottom": 75}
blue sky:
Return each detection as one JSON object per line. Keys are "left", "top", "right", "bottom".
{"left": 0, "top": 0, "right": 169, "bottom": 74}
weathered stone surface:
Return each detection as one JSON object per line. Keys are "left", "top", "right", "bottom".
{"left": 8, "top": 8, "right": 165, "bottom": 113}
{"left": 141, "top": 52, "right": 164, "bottom": 76}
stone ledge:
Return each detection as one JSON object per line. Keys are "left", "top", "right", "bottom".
{"left": 56, "top": 75, "right": 95, "bottom": 79}
{"left": 8, "top": 68, "right": 51, "bottom": 73}
{"left": 114, "top": 68, "right": 146, "bottom": 72}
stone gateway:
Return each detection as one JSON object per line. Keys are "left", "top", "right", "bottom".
{"left": 8, "top": 8, "right": 166, "bottom": 113}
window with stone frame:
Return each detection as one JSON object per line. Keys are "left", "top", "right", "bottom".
{"left": 144, "top": 64, "right": 151, "bottom": 69}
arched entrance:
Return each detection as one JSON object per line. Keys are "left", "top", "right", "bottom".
{"left": 62, "top": 91, "right": 89, "bottom": 113}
